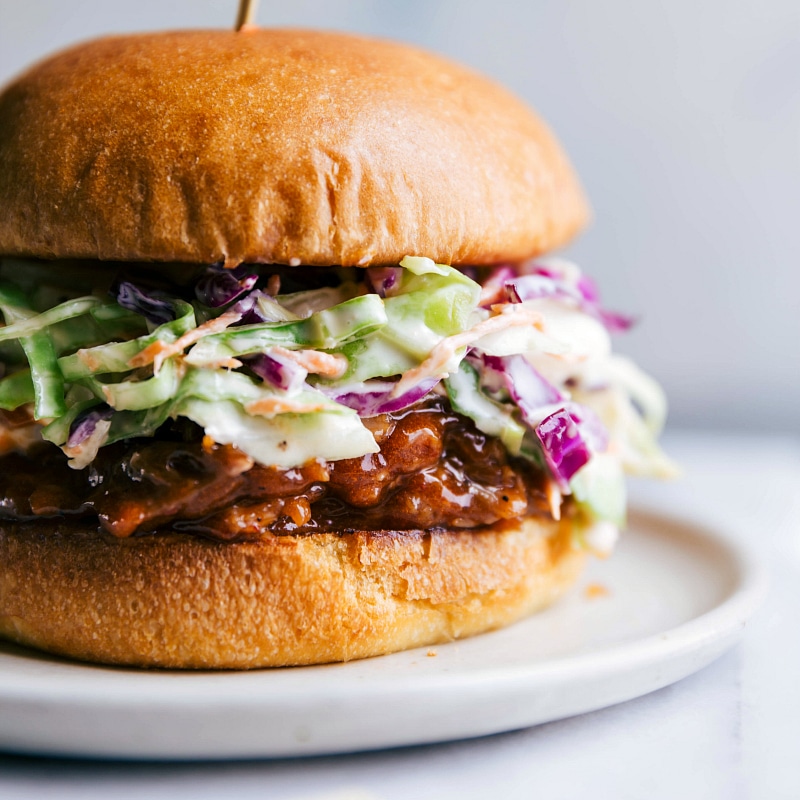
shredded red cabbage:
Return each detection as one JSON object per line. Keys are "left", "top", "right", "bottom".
{"left": 321, "top": 377, "right": 440, "bottom": 417}
{"left": 595, "top": 308, "right": 636, "bottom": 333}
{"left": 535, "top": 407, "right": 592, "bottom": 488}
{"left": 113, "top": 282, "right": 176, "bottom": 325}
{"left": 366, "top": 267, "right": 402, "bottom": 298}
{"left": 475, "top": 353, "right": 608, "bottom": 487}
{"left": 484, "top": 264, "right": 634, "bottom": 333}
{"left": 245, "top": 352, "right": 308, "bottom": 393}
{"left": 231, "top": 291, "right": 271, "bottom": 326}
{"left": 575, "top": 273, "right": 599, "bottom": 303}
{"left": 481, "top": 354, "right": 563, "bottom": 412}
{"left": 67, "top": 404, "right": 114, "bottom": 448}
{"left": 478, "top": 265, "right": 516, "bottom": 307}
{"left": 505, "top": 274, "right": 567, "bottom": 304}
{"left": 195, "top": 264, "right": 258, "bottom": 308}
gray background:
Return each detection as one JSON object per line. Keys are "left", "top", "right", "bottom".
{"left": 1, "top": 0, "right": 797, "bottom": 433}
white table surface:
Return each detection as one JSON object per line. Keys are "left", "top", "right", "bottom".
{"left": 1, "top": 430, "right": 798, "bottom": 800}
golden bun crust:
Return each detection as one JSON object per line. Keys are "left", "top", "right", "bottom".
{"left": 0, "top": 517, "right": 584, "bottom": 669}
{"left": 0, "top": 29, "right": 588, "bottom": 267}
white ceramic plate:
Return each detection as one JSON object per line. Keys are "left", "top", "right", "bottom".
{"left": 0, "top": 508, "right": 766, "bottom": 760}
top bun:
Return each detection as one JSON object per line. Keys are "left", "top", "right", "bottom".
{"left": 0, "top": 29, "right": 588, "bottom": 267}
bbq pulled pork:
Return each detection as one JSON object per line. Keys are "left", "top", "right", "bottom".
{"left": 0, "top": 399, "right": 554, "bottom": 541}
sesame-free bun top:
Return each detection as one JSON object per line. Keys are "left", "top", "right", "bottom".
{"left": 0, "top": 29, "right": 588, "bottom": 267}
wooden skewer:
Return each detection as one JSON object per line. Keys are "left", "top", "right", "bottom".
{"left": 235, "top": 0, "right": 260, "bottom": 31}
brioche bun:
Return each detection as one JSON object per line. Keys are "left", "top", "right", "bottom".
{"left": 0, "top": 28, "right": 588, "bottom": 268}
{"left": 0, "top": 517, "right": 583, "bottom": 669}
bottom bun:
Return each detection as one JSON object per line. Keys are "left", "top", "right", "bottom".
{"left": 0, "top": 517, "right": 585, "bottom": 669}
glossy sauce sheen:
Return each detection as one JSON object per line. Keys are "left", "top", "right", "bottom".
{"left": 0, "top": 400, "right": 552, "bottom": 540}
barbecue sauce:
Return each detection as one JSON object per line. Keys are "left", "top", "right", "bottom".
{"left": 0, "top": 400, "right": 552, "bottom": 540}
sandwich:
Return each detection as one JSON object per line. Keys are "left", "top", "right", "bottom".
{"left": 0, "top": 28, "right": 674, "bottom": 668}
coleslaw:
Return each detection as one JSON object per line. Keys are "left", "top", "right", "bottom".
{"left": 0, "top": 255, "right": 676, "bottom": 532}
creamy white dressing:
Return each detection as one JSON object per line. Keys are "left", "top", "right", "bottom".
{"left": 182, "top": 398, "right": 379, "bottom": 469}
{"left": 523, "top": 300, "right": 612, "bottom": 385}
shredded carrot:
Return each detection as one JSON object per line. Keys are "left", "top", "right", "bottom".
{"left": 199, "top": 358, "right": 243, "bottom": 370}
{"left": 128, "top": 308, "right": 242, "bottom": 373}
{"left": 244, "top": 397, "right": 330, "bottom": 417}
{"left": 77, "top": 349, "right": 106, "bottom": 372}
{"left": 391, "top": 305, "right": 544, "bottom": 397}
{"left": 271, "top": 346, "right": 347, "bottom": 378}
{"left": 127, "top": 340, "right": 172, "bottom": 371}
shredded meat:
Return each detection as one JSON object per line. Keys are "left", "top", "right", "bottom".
{"left": 0, "top": 399, "right": 553, "bottom": 541}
